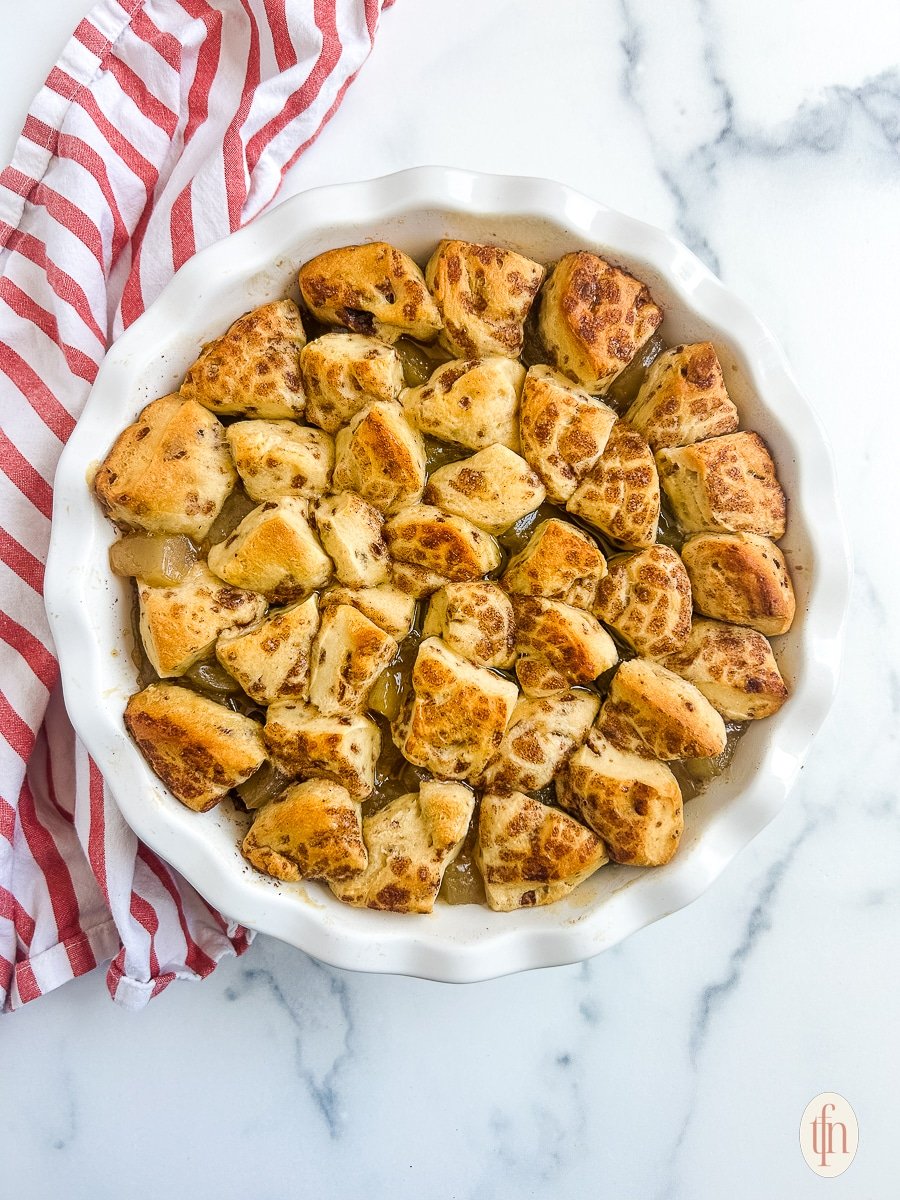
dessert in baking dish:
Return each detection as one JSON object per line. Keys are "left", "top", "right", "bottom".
{"left": 96, "top": 236, "right": 793, "bottom": 914}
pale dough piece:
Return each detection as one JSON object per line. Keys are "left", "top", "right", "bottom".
{"left": 320, "top": 584, "right": 416, "bottom": 640}
{"left": 384, "top": 504, "right": 501, "bottom": 581}
{"left": 332, "top": 400, "right": 427, "bottom": 516}
{"left": 307, "top": 603, "right": 398, "bottom": 716}
{"left": 518, "top": 365, "right": 616, "bottom": 502}
{"left": 425, "top": 239, "right": 544, "bottom": 359}
{"left": 565, "top": 420, "right": 660, "bottom": 549}
{"left": 476, "top": 791, "right": 608, "bottom": 911}
{"left": 661, "top": 618, "right": 788, "bottom": 720}
{"left": 94, "top": 394, "right": 236, "bottom": 540}
{"left": 226, "top": 420, "right": 333, "bottom": 502}
{"left": 330, "top": 780, "right": 475, "bottom": 913}
{"left": 422, "top": 581, "right": 516, "bottom": 669}
{"left": 597, "top": 657, "right": 727, "bottom": 761}
{"left": 180, "top": 300, "right": 306, "bottom": 418}
{"left": 680, "top": 532, "right": 795, "bottom": 636}
{"left": 216, "top": 594, "right": 319, "bottom": 704}
{"left": 401, "top": 357, "right": 525, "bottom": 452}
{"left": 138, "top": 561, "right": 267, "bottom": 677}
{"left": 207, "top": 497, "right": 332, "bottom": 603}
{"left": 592, "top": 544, "right": 692, "bottom": 658}
{"left": 125, "top": 683, "right": 266, "bottom": 812}
{"left": 515, "top": 656, "right": 571, "bottom": 699}
{"left": 511, "top": 596, "right": 618, "bottom": 685}
{"left": 656, "top": 431, "right": 787, "bottom": 538}
{"left": 298, "top": 242, "right": 442, "bottom": 343}
{"left": 300, "top": 332, "right": 403, "bottom": 433}
{"left": 477, "top": 690, "right": 600, "bottom": 793}
{"left": 263, "top": 701, "right": 380, "bottom": 799}
{"left": 242, "top": 778, "right": 367, "bottom": 883}
{"left": 538, "top": 251, "right": 662, "bottom": 392}
{"left": 423, "top": 444, "right": 546, "bottom": 535}
{"left": 556, "top": 730, "right": 683, "bottom": 866}
{"left": 390, "top": 561, "right": 453, "bottom": 599}
{"left": 391, "top": 637, "right": 518, "bottom": 781}
{"left": 313, "top": 492, "right": 390, "bottom": 588}
{"left": 625, "top": 342, "right": 738, "bottom": 451}
{"left": 501, "top": 518, "right": 607, "bottom": 610}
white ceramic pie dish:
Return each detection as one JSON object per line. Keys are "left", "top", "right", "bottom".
{"left": 46, "top": 167, "right": 851, "bottom": 981}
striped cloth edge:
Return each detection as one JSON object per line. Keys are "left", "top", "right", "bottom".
{"left": 0, "top": 0, "right": 392, "bottom": 1011}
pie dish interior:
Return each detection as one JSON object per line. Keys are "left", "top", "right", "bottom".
{"left": 45, "top": 169, "right": 850, "bottom": 981}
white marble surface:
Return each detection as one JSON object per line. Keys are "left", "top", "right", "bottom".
{"left": 3, "top": 1, "right": 900, "bottom": 1195}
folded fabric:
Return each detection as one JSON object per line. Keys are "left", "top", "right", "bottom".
{"left": 0, "top": 0, "right": 392, "bottom": 1011}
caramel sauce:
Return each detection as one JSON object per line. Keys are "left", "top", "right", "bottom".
{"left": 423, "top": 437, "right": 469, "bottom": 473}
{"left": 497, "top": 502, "right": 560, "bottom": 558}
{"left": 439, "top": 811, "right": 486, "bottom": 906}
{"left": 199, "top": 485, "right": 256, "bottom": 555}
{"left": 395, "top": 336, "right": 454, "bottom": 387}
{"left": 368, "top": 622, "right": 422, "bottom": 725}
{"left": 670, "top": 722, "right": 747, "bottom": 802}
{"left": 603, "top": 332, "right": 666, "bottom": 413}
{"left": 236, "top": 760, "right": 292, "bottom": 810}
{"left": 129, "top": 592, "right": 159, "bottom": 690}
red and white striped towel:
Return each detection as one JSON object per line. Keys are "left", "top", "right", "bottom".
{"left": 0, "top": 0, "right": 392, "bottom": 1011}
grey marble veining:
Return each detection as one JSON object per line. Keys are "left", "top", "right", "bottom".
{"left": 230, "top": 960, "right": 358, "bottom": 1137}
{"left": 619, "top": 0, "right": 900, "bottom": 277}
{"left": 687, "top": 812, "right": 821, "bottom": 1065}
{"left": 2, "top": 1, "right": 900, "bottom": 1196}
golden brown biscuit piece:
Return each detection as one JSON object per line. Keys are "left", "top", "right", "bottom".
{"left": 662, "top": 618, "right": 788, "bottom": 720}
{"left": 207, "top": 497, "right": 332, "bottom": 603}
{"left": 391, "top": 637, "right": 519, "bottom": 780}
{"left": 423, "top": 444, "right": 546, "bottom": 535}
{"left": 680, "top": 532, "right": 795, "bottom": 636}
{"left": 332, "top": 400, "right": 427, "bottom": 516}
{"left": 384, "top": 504, "right": 501, "bottom": 582}
{"left": 597, "top": 658, "right": 727, "bottom": 760}
{"left": 556, "top": 730, "right": 683, "bottom": 866}
{"left": 625, "top": 342, "right": 739, "bottom": 451}
{"left": 307, "top": 604, "right": 398, "bottom": 715}
{"left": 263, "top": 701, "right": 380, "bottom": 799}
{"left": 215, "top": 594, "right": 319, "bottom": 705}
{"left": 501, "top": 518, "right": 607, "bottom": 610}
{"left": 425, "top": 239, "right": 544, "bottom": 359}
{"left": 390, "top": 561, "right": 452, "bottom": 599}
{"left": 477, "top": 690, "right": 600, "bottom": 793}
{"left": 320, "top": 584, "right": 416, "bottom": 640}
{"left": 422, "top": 581, "right": 516, "bottom": 669}
{"left": 300, "top": 332, "right": 403, "bottom": 433}
{"left": 330, "top": 780, "right": 475, "bottom": 912}
{"left": 125, "top": 683, "right": 266, "bottom": 811}
{"left": 566, "top": 420, "right": 660, "bottom": 549}
{"left": 518, "top": 365, "right": 617, "bottom": 502}
{"left": 138, "top": 561, "right": 267, "bottom": 677}
{"left": 401, "top": 357, "right": 525, "bottom": 451}
{"left": 94, "top": 395, "right": 236, "bottom": 540}
{"left": 593, "top": 544, "right": 692, "bottom": 658}
{"left": 476, "top": 791, "right": 608, "bottom": 911}
{"left": 514, "top": 656, "right": 571, "bottom": 698}
{"left": 313, "top": 492, "right": 390, "bottom": 588}
{"left": 538, "top": 252, "right": 662, "bottom": 392}
{"left": 298, "top": 242, "right": 442, "bottom": 343}
{"left": 511, "top": 596, "right": 618, "bottom": 685}
{"left": 242, "top": 778, "right": 366, "bottom": 883}
{"left": 656, "top": 431, "right": 787, "bottom": 537}
{"left": 180, "top": 300, "right": 306, "bottom": 418}
{"left": 225, "top": 420, "right": 333, "bottom": 502}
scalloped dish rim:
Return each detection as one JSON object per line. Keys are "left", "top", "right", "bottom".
{"left": 45, "top": 168, "right": 851, "bottom": 982}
